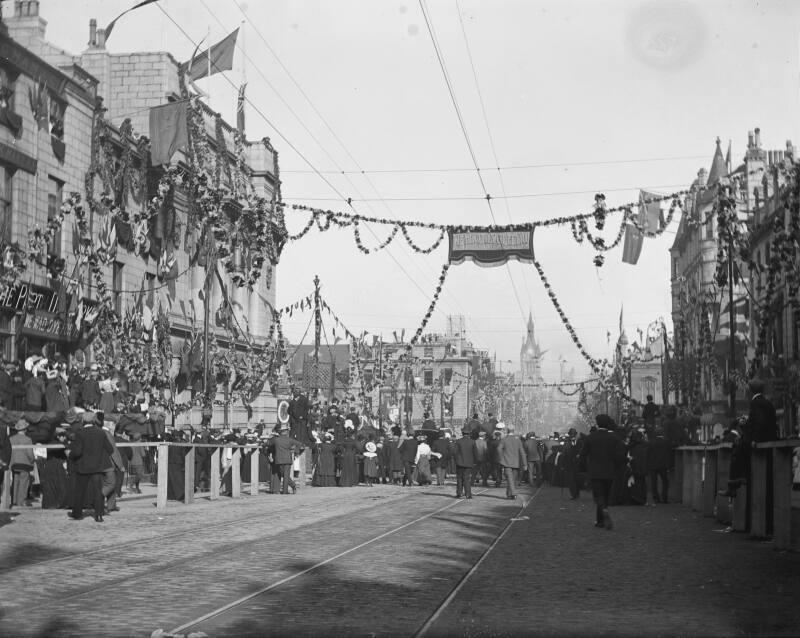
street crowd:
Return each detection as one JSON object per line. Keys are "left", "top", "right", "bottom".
{"left": 1, "top": 369, "right": 797, "bottom": 531}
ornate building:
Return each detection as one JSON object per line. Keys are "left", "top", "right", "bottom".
{"left": 519, "top": 312, "right": 544, "bottom": 400}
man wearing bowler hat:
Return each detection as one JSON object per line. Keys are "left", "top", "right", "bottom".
{"left": 69, "top": 411, "right": 113, "bottom": 522}
{"left": 273, "top": 423, "right": 303, "bottom": 494}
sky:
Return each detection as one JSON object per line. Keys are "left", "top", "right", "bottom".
{"left": 41, "top": 0, "right": 800, "bottom": 382}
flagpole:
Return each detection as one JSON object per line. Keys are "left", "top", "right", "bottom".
{"left": 206, "top": 27, "right": 211, "bottom": 108}
{"left": 727, "top": 234, "right": 736, "bottom": 417}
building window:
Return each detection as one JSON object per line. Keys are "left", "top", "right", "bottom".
{"left": 423, "top": 369, "right": 433, "bottom": 386}
{"left": 423, "top": 346, "right": 433, "bottom": 358}
{"left": 47, "top": 177, "right": 63, "bottom": 258}
{"left": 0, "top": 165, "right": 13, "bottom": 243}
{"left": 443, "top": 367, "right": 453, "bottom": 384}
{"left": 113, "top": 261, "right": 124, "bottom": 315}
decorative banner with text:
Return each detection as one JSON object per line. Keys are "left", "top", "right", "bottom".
{"left": 447, "top": 228, "right": 535, "bottom": 267}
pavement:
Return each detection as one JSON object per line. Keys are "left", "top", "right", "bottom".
{"left": 0, "top": 479, "right": 798, "bottom": 637}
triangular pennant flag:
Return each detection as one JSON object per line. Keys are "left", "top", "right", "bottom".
{"left": 104, "top": 0, "right": 161, "bottom": 42}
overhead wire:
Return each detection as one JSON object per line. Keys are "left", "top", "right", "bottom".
{"left": 156, "top": 4, "right": 445, "bottom": 323}
{"left": 418, "top": 0, "right": 529, "bottom": 326}
{"left": 223, "top": 0, "right": 481, "bottom": 337}
{"left": 455, "top": 0, "right": 532, "bottom": 310}
{"left": 280, "top": 154, "right": 711, "bottom": 174}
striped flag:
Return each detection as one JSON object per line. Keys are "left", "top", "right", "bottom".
{"left": 236, "top": 82, "right": 246, "bottom": 136}
{"left": 717, "top": 289, "right": 749, "bottom": 342}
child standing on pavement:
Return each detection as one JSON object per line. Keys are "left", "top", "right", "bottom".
{"left": 363, "top": 440, "right": 379, "bottom": 487}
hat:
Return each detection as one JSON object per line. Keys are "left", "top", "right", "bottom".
{"left": 461, "top": 427, "right": 470, "bottom": 435}
{"left": 365, "top": 441, "right": 377, "bottom": 453}
{"left": 13, "top": 418, "right": 27, "bottom": 431}
{"left": 478, "top": 431, "right": 486, "bottom": 437}
{"left": 568, "top": 428, "right": 577, "bottom": 436}
{"left": 279, "top": 423, "right": 289, "bottom": 431}
{"left": 495, "top": 422, "right": 506, "bottom": 430}
{"left": 45, "top": 369, "right": 59, "bottom": 380}
{"left": 324, "top": 432, "right": 334, "bottom": 441}
{"left": 344, "top": 419, "right": 354, "bottom": 430}
{"left": 595, "top": 414, "right": 615, "bottom": 430}
{"left": 90, "top": 363, "right": 99, "bottom": 371}
{"left": 24, "top": 355, "right": 41, "bottom": 372}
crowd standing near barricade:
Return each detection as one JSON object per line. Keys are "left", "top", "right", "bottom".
{"left": 2, "top": 372, "right": 795, "bottom": 539}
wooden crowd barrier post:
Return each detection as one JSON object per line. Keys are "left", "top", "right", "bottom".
{"left": 750, "top": 446, "right": 768, "bottom": 538}
{"left": 250, "top": 448, "right": 260, "bottom": 496}
{"left": 681, "top": 449, "right": 694, "bottom": 507}
{"left": 184, "top": 445, "right": 195, "bottom": 505}
{"left": 672, "top": 449, "right": 684, "bottom": 504}
{"left": 772, "top": 445, "right": 794, "bottom": 550}
{"left": 231, "top": 447, "right": 241, "bottom": 498}
{"left": 715, "top": 446, "right": 732, "bottom": 523}
{"left": 703, "top": 448, "right": 718, "bottom": 517}
{"left": 691, "top": 449, "right": 703, "bottom": 512}
{"left": 210, "top": 447, "right": 220, "bottom": 500}
{"left": 1, "top": 468, "right": 11, "bottom": 510}
{"left": 732, "top": 484, "right": 748, "bottom": 531}
{"left": 156, "top": 443, "right": 168, "bottom": 512}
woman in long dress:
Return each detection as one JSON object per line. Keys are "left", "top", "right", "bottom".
{"left": 313, "top": 433, "right": 338, "bottom": 487}
{"left": 415, "top": 435, "right": 433, "bottom": 486}
{"left": 338, "top": 433, "right": 360, "bottom": 487}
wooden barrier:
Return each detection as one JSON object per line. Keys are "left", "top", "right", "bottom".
{"left": 0, "top": 441, "right": 268, "bottom": 512}
{"left": 703, "top": 449, "right": 718, "bottom": 517}
{"left": 678, "top": 440, "right": 800, "bottom": 550}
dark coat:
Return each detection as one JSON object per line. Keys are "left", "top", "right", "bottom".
{"left": 399, "top": 438, "right": 418, "bottom": 463}
{"left": 70, "top": 424, "right": 113, "bottom": 474}
{"left": 0, "top": 369, "right": 12, "bottom": 407}
{"left": 431, "top": 437, "right": 451, "bottom": 464}
{"left": 454, "top": 436, "right": 477, "bottom": 468}
{"left": 579, "top": 429, "right": 627, "bottom": 480}
{"left": 273, "top": 432, "right": 301, "bottom": 464}
{"left": 0, "top": 423, "right": 10, "bottom": 466}
{"left": 748, "top": 394, "right": 778, "bottom": 443}
{"left": 646, "top": 436, "right": 671, "bottom": 471}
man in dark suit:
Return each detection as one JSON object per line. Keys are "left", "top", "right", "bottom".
{"left": 69, "top": 414, "right": 113, "bottom": 522}
{"left": 399, "top": 434, "right": 418, "bottom": 487}
{"left": 647, "top": 427, "right": 672, "bottom": 503}
{"left": 454, "top": 427, "right": 477, "bottom": 499}
{"left": 273, "top": 423, "right": 302, "bottom": 494}
{"left": 579, "top": 414, "right": 627, "bottom": 530}
{"left": 288, "top": 386, "right": 311, "bottom": 442}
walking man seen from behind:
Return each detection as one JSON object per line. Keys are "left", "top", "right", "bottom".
{"left": 497, "top": 424, "right": 527, "bottom": 500}
{"left": 579, "top": 414, "right": 627, "bottom": 530}
{"left": 454, "top": 426, "right": 477, "bottom": 499}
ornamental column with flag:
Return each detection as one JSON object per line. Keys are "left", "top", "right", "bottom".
{"left": 622, "top": 191, "right": 663, "bottom": 265}
{"left": 236, "top": 82, "right": 246, "bottom": 136}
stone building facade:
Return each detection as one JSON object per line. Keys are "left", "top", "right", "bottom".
{"left": 1, "top": 1, "right": 281, "bottom": 428}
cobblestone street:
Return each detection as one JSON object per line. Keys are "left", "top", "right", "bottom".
{"left": 1, "top": 481, "right": 798, "bottom": 637}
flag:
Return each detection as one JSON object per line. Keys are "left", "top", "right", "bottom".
{"left": 639, "top": 190, "right": 662, "bottom": 234}
{"left": 236, "top": 82, "right": 246, "bottom": 135}
{"left": 621, "top": 224, "right": 643, "bottom": 265}
{"left": 182, "top": 29, "right": 239, "bottom": 82}
{"left": 149, "top": 100, "right": 189, "bottom": 165}
{"left": 105, "top": 0, "right": 161, "bottom": 42}
{"left": 717, "top": 290, "right": 749, "bottom": 342}
{"left": 28, "top": 79, "right": 48, "bottom": 131}
{"left": 619, "top": 306, "right": 624, "bottom": 337}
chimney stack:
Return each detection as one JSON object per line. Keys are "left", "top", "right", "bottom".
{"left": 748, "top": 130, "right": 754, "bottom": 148}
{"left": 89, "top": 18, "right": 96, "bottom": 46}
{"left": 754, "top": 127, "right": 761, "bottom": 148}
{"left": 96, "top": 27, "right": 106, "bottom": 49}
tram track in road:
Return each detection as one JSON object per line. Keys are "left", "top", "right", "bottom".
{"left": 170, "top": 487, "right": 539, "bottom": 638}
{"left": 0, "top": 488, "right": 410, "bottom": 576}
{"left": 0, "top": 487, "right": 468, "bottom": 632}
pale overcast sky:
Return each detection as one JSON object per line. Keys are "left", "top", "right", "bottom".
{"left": 40, "top": 0, "right": 800, "bottom": 380}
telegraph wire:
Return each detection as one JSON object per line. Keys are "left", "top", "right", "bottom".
{"left": 280, "top": 154, "right": 711, "bottom": 174}
{"left": 156, "top": 4, "right": 446, "bottom": 318}
{"left": 455, "top": 0, "right": 532, "bottom": 311}
{"left": 418, "top": 0, "right": 528, "bottom": 326}
{"left": 202, "top": 0, "right": 481, "bottom": 336}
